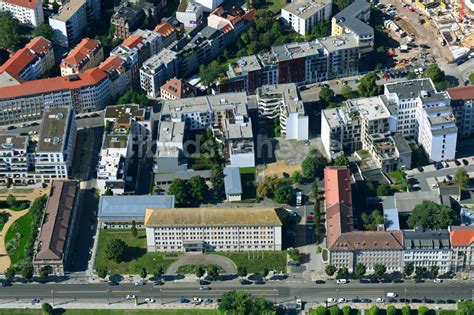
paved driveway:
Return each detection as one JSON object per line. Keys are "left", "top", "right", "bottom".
{"left": 166, "top": 253, "right": 237, "bottom": 275}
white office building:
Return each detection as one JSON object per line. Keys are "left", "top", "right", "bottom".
{"left": 140, "top": 49, "right": 178, "bottom": 98}
{"left": 145, "top": 207, "right": 282, "bottom": 252}
{"left": 193, "top": 0, "right": 222, "bottom": 12}
{"left": 176, "top": 0, "right": 203, "bottom": 28}
{"left": 0, "top": 0, "right": 44, "bottom": 26}
{"left": 0, "top": 135, "right": 31, "bottom": 186}
{"left": 281, "top": 0, "right": 332, "bottom": 36}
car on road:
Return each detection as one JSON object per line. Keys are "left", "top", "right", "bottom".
{"left": 144, "top": 298, "right": 155, "bottom": 303}
{"left": 179, "top": 298, "right": 190, "bottom": 303}
{"left": 351, "top": 298, "right": 361, "bottom": 303}
{"left": 359, "top": 278, "right": 370, "bottom": 283}
{"left": 199, "top": 286, "right": 211, "bottom": 290}
{"left": 315, "top": 280, "right": 326, "bottom": 284}
{"left": 414, "top": 278, "right": 424, "bottom": 283}
{"left": 31, "top": 298, "right": 40, "bottom": 305}
{"left": 435, "top": 162, "right": 443, "bottom": 170}
{"left": 338, "top": 298, "right": 346, "bottom": 303}
{"left": 433, "top": 278, "right": 442, "bottom": 283}
{"left": 387, "top": 293, "right": 397, "bottom": 298}
{"left": 134, "top": 280, "right": 145, "bottom": 286}
{"left": 393, "top": 279, "right": 404, "bottom": 283}
{"left": 153, "top": 280, "right": 164, "bottom": 286}
{"left": 240, "top": 279, "right": 252, "bottom": 285}
{"left": 199, "top": 280, "right": 211, "bottom": 285}
{"left": 436, "top": 299, "right": 446, "bottom": 304}
{"left": 446, "top": 299, "right": 456, "bottom": 304}
{"left": 126, "top": 295, "right": 136, "bottom": 300}
{"left": 411, "top": 298, "right": 422, "bottom": 303}
{"left": 388, "top": 298, "right": 398, "bottom": 303}
{"left": 336, "top": 279, "right": 347, "bottom": 284}
{"left": 376, "top": 298, "right": 384, "bottom": 303}
{"left": 204, "top": 298, "right": 213, "bottom": 304}
{"left": 192, "top": 297, "right": 202, "bottom": 305}
{"left": 327, "top": 298, "right": 336, "bottom": 303}
{"left": 304, "top": 140, "right": 310, "bottom": 146}
{"left": 254, "top": 279, "right": 265, "bottom": 285}
{"left": 399, "top": 298, "right": 409, "bottom": 303}
{"left": 454, "top": 160, "right": 461, "bottom": 166}
{"left": 442, "top": 161, "right": 449, "bottom": 168}
{"left": 360, "top": 298, "right": 372, "bottom": 303}
{"left": 423, "top": 298, "right": 434, "bottom": 304}
{"left": 462, "top": 159, "right": 469, "bottom": 166}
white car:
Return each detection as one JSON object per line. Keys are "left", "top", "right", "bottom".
{"left": 376, "top": 298, "right": 384, "bottom": 303}
{"left": 387, "top": 292, "right": 397, "bottom": 298}
{"left": 144, "top": 298, "right": 155, "bottom": 303}
{"left": 338, "top": 298, "right": 346, "bottom": 303}
{"left": 192, "top": 297, "right": 202, "bottom": 305}
{"left": 434, "top": 278, "right": 443, "bottom": 283}
{"left": 134, "top": 280, "right": 145, "bottom": 286}
{"left": 327, "top": 298, "right": 336, "bottom": 303}
{"left": 126, "top": 294, "right": 136, "bottom": 300}
{"left": 336, "top": 279, "right": 347, "bottom": 284}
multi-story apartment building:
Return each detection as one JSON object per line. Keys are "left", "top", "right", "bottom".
{"left": 49, "top": 0, "right": 100, "bottom": 47}
{"left": 153, "top": 22, "right": 178, "bottom": 48}
{"left": 330, "top": 231, "right": 404, "bottom": 273}
{"left": 0, "top": 67, "right": 111, "bottom": 125}
{"left": 0, "top": 135, "right": 31, "bottom": 187}
{"left": 160, "top": 78, "right": 195, "bottom": 100}
{"left": 0, "top": 0, "right": 44, "bottom": 26}
{"left": 97, "top": 104, "right": 151, "bottom": 194}
{"left": 60, "top": 38, "right": 104, "bottom": 76}
{"left": 383, "top": 79, "right": 456, "bottom": 161}
{"left": 194, "top": 0, "right": 222, "bottom": 12}
{"left": 217, "top": 34, "right": 360, "bottom": 94}
{"left": 157, "top": 93, "right": 255, "bottom": 172}
{"left": 256, "top": 84, "right": 309, "bottom": 141}
{"left": 447, "top": 85, "right": 474, "bottom": 138}
{"left": 98, "top": 56, "right": 132, "bottom": 99}
{"left": 111, "top": 1, "right": 157, "bottom": 39}
{"left": 449, "top": 226, "right": 474, "bottom": 272}
{"left": 140, "top": 49, "right": 179, "bottom": 98}
{"left": 331, "top": 0, "right": 373, "bottom": 54}
{"left": 144, "top": 207, "right": 282, "bottom": 252}
{"left": 34, "top": 107, "right": 76, "bottom": 183}
{"left": 281, "top": 0, "right": 332, "bottom": 36}
{"left": 176, "top": 0, "right": 203, "bottom": 28}
{"left": 403, "top": 228, "right": 452, "bottom": 274}
{"left": 0, "top": 37, "right": 54, "bottom": 83}
{"left": 33, "top": 180, "right": 79, "bottom": 276}
{"left": 321, "top": 96, "right": 412, "bottom": 172}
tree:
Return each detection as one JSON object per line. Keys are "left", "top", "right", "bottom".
{"left": 341, "top": 85, "right": 355, "bottom": 99}
{"left": 319, "top": 87, "right": 335, "bottom": 105}
{"left": 333, "top": 0, "right": 353, "bottom": 11}
{"left": 196, "top": 266, "right": 205, "bottom": 278}
{"left": 103, "top": 188, "right": 113, "bottom": 196}
{"left": 376, "top": 183, "right": 393, "bottom": 196}
{"left": 361, "top": 210, "right": 385, "bottom": 231}
{"left": 291, "top": 171, "right": 303, "bottom": 184}
{"left": 154, "top": 266, "right": 164, "bottom": 279}
{"left": 406, "top": 72, "right": 417, "bottom": 80}
{"left": 188, "top": 176, "right": 208, "bottom": 204}
{"left": 358, "top": 72, "right": 382, "bottom": 97}
{"left": 386, "top": 305, "right": 396, "bottom": 315}
{"left": 418, "top": 306, "right": 429, "bottom": 315}
{"left": 168, "top": 178, "right": 190, "bottom": 206}
{"left": 422, "top": 65, "right": 445, "bottom": 83}
{"left": 329, "top": 305, "right": 341, "bottom": 315}
{"left": 199, "top": 61, "right": 224, "bottom": 87}
{"left": 255, "top": 9, "right": 274, "bottom": 32}
{"left": 6, "top": 194, "right": 16, "bottom": 209}
{"left": 0, "top": 12, "right": 21, "bottom": 51}
{"left": 97, "top": 268, "right": 107, "bottom": 279}
{"left": 334, "top": 155, "right": 349, "bottom": 167}
{"left": 403, "top": 262, "right": 414, "bottom": 278}
{"left": 207, "top": 265, "right": 219, "bottom": 280}
{"left": 287, "top": 248, "right": 301, "bottom": 261}
{"left": 342, "top": 305, "right": 351, "bottom": 315}
{"left": 302, "top": 153, "right": 327, "bottom": 179}
{"left": 401, "top": 305, "right": 411, "bottom": 315}
{"left": 337, "top": 267, "right": 349, "bottom": 279}
{"left": 307, "top": 20, "right": 330, "bottom": 40}
{"left": 218, "top": 291, "right": 274, "bottom": 314}
{"left": 354, "top": 263, "right": 366, "bottom": 279}
{"left": 21, "top": 263, "right": 34, "bottom": 281}
{"left": 415, "top": 266, "right": 424, "bottom": 279}
{"left": 42, "top": 303, "right": 54, "bottom": 315}
{"left": 273, "top": 183, "right": 294, "bottom": 204}
{"left": 325, "top": 264, "right": 336, "bottom": 277}
{"left": 4, "top": 267, "right": 15, "bottom": 282}
{"left": 430, "top": 265, "right": 439, "bottom": 279}
{"left": 39, "top": 267, "right": 49, "bottom": 282}
{"left": 33, "top": 24, "right": 54, "bottom": 41}
{"left": 457, "top": 301, "right": 474, "bottom": 315}
{"left": 367, "top": 305, "right": 380, "bottom": 315}
{"left": 373, "top": 263, "right": 386, "bottom": 279}
{"left": 131, "top": 221, "right": 138, "bottom": 238}
{"left": 140, "top": 268, "right": 147, "bottom": 279}
{"left": 408, "top": 200, "right": 458, "bottom": 229}
{"left": 210, "top": 165, "right": 225, "bottom": 201}
{"left": 311, "top": 181, "right": 319, "bottom": 199}
{"left": 257, "top": 175, "right": 281, "bottom": 199}
{"left": 237, "top": 266, "right": 247, "bottom": 277}
{"left": 313, "top": 306, "right": 327, "bottom": 315}
{"left": 52, "top": 1, "right": 60, "bottom": 13}
{"left": 105, "top": 238, "right": 127, "bottom": 262}
{"left": 117, "top": 88, "right": 149, "bottom": 107}
{"left": 454, "top": 168, "right": 469, "bottom": 188}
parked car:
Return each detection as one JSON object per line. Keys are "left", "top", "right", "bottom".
{"left": 433, "top": 278, "right": 442, "bottom": 283}
{"left": 199, "top": 280, "right": 211, "bottom": 285}
{"left": 254, "top": 279, "right": 265, "bottom": 285}
{"left": 144, "top": 298, "right": 155, "bottom": 303}
{"left": 126, "top": 295, "right": 136, "bottom": 300}
{"left": 200, "top": 286, "right": 211, "bottom": 290}
{"left": 134, "top": 280, "right": 145, "bottom": 286}
{"left": 338, "top": 298, "right": 346, "bottom": 303}
{"left": 442, "top": 161, "right": 449, "bottom": 168}
{"left": 240, "top": 279, "right": 252, "bottom": 285}
{"left": 315, "top": 280, "right": 326, "bottom": 284}
{"left": 387, "top": 292, "right": 397, "bottom": 298}
{"left": 336, "top": 279, "right": 348, "bottom": 284}
{"left": 462, "top": 159, "right": 469, "bottom": 166}
{"left": 454, "top": 160, "right": 461, "bottom": 166}
{"left": 179, "top": 298, "right": 190, "bottom": 303}
{"left": 359, "top": 278, "right": 370, "bottom": 283}
{"left": 327, "top": 298, "right": 336, "bottom": 303}
{"left": 351, "top": 298, "right": 361, "bottom": 303}
{"left": 417, "top": 166, "right": 424, "bottom": 172}
{"left": 360, "top": 298, "right": 372, "bottom": 303}
{"left": 376, "top": 298, "right": 384, "bottom": 303}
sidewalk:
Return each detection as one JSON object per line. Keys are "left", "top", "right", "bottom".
{"left": 0, "top": 301, "right": 218, "bottom": 310}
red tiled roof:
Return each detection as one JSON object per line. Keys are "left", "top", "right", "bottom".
{"left": 0, "top": 67, "right": 108, "bottom": 99}
{"left": 324, "top": 166, "right": 352, "bottom": 208}
{"left": 0, "top": 48, "right": 37, "bottom": 81}
{"left": 330, "top": 231, "right": 403, "bottom": 251}
{"left": 242, "top": 8, "right": 256, "bottom": 21}
{"left": 450, "top": 229, "right": 474, "bottom": 246}
{"left": 61, "top": 38, "right": 101, "bottom": 67}
{"left": 25, "top": 37, "right": 52, "bottom": 54}
{"left": 2, "top": 0, "right": 38, "bottom": 9}
{"left": 447, "top": 86, "right": 474, "bottom": 101}
{"left": 122, "top": 35, "right": 143, "bottom": 49}
{"left": 99, "top": 56, "right": 126, "bottom": 74}
{"left": 154, "top": 22, "right": 174, "bottom": 37}
{"left": 160, "top": 77, "right": 193, "bottom": 98}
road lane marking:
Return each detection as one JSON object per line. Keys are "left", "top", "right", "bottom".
{"left": 55, "top": 291, "right": 105, "bottom": 294}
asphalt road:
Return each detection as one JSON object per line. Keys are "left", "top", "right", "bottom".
{"left": 0, "top": 280, "right": 472, "bottom": 304}
{"left": 410, "top": 162, "right": 474, "bottom": 191}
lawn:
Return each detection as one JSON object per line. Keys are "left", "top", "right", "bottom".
{"left": 469, "top": 72, "right": 474, "bottom": 84}
{"left": 215, "top": 251, "right": 287, "bottom": 274}
{"left": 262, "top": 0, "right": 287, "bottom": 13}
{"left": 5, "top": 211, "right": 32, "bottom": 265}
{"left": 240, "top": 167, "right": 256, "bottom": 200}
{"left": 95, "top": 229, "right": 181, "bottom": 275}
{"left": 0, "top": 310, "right": 221, "bottom": 315}
{"left": 387, "top": 170, "right": 410, "bottom": 192}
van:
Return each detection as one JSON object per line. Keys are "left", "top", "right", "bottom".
{"left": 387, "top": 292, "right": 397, "bottom": 298}
{"left": 336, "top": 279, "right": 347, "bottom": 284}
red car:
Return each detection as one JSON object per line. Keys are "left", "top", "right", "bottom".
{"left": 408, "top": 6, "right": 414, "bottom": 12}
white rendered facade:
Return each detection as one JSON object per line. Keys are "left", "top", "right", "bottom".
{"left": 281, "top": 0, "right": 332, "bottom": 36}
{"left": 193, "top": 0, "right": 222, "bottom": 12}
{"left": 176, "top": 0, "right": 203, "bottom": 28}
{"left": 0, "top": 0, "right": 44, "bottom": 26}
{"left": 0, "top": 135, "right": 31, "bottom": 186}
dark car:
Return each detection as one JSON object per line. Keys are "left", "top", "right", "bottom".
{"left": 179, "top": 298, "right": 190, "bottom": 303}
{"left": 240, "top": 279, "right": 252, "bottom": 285}
{"left": 417, "top": 166, "right": 424, "bottom": 172}
{"left": 359, "top": 278, "right": 370, "bottom": 283}
{"left": 399, "top": 298, "right": 409, "bottom": 303}
{"left": 414, "top": 278, "right": 424, "bottom": 283}
{"left": 388, "top": 298, "right": 398, "bottom": 303}
{"left": 436, "top": 299, "right": 446, "bottom": 304}
{"left": 435, "top": 162, "right": 443, "bottom": 170}
{"left": 199, "top": 280, "right": 211, "bottom": 285}
{"left": 423, "top": 298, "right": 434, "bottom": 304}
{"left": 381, "top": 278, "right": 392, "bottom": 283}
{"left": 351, "top": 298, "right": 361, "bottom": 303}
{"left": 315, "top": 280, "right": 326, "bottom": 284}
{"left": 282, "top": 172, "right": 290, "bottom": 179}
{"left": 446, "top": 299, "right": 456, "bottom": 304}
{"left": 411, "top": 299, "right": 422, "bottom": 303}
{"left": 462, "top": 159, "right": 469, "bottom": 166}
{"left": 254, "top": 279, "right": 265, "bottom": 285}
{"left": 154, "top": 280, "right": 164, "bottom": 286}
{"left": 360, "top": 298, "right": 372, "bottom": 303}
{"left": 393, "top": 279, "right": 404, "bottom": 283}
{"left": 108, "top": 281, "right": 119, "bottom": 286}
{"left": 455, "top": 160, "right": 461, "bottom": 166}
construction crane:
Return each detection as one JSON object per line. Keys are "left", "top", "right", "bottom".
{"left": 459, "top": 0, "right": 465, "bottom": 23}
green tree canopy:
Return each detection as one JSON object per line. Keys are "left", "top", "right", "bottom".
{"left": 329, "top": 305, "right": 341, "bottom": 315}
{"left": 334, "top": 155, "right": 349, "bottom": 167}
{"left": 373, "top": 263, "right": 386, "bottom": 279}
{"left": 422, "top": 65, "right": 445, "bottom": 83}
{"left": 376, "top": 183, "right": 393, "bottom": 196}
{"left": 404, "top": 262, "right": 414, "bottom": 278}
{"left": 354, "top": 263, "right": 366, "bottom": 278}
{"left": 218, "top": 291, "right": 274, "bottom": 314}
{"left": 333, "top": 0, "right": 354, "bottom": 11}
{"left": 302, "top": 152, "right": 327, "bottom": 179}
{"left": 188, "top": 176, "right": 208, "bottom": 204}
{"left": 408, "top": 200, "right": 458, "bottom": 229}
{"left": 454, "top": 168, "right": 469, "bottom": 188}
{"left": 291, "top": 171, "right": 303, "bottom": 184}
{"left": 199, "top": 60, "right": 225, "bottom": 87}
{"left": 325, "top": 264, "right": 336, "bottom": 277}
{"left": 4, "top": 267, "right": 15, "bottom": 282}
{"left": 6, "top": 194, "right": 16, "bottom": 208}
{"left": 105, "top": 238, "right": 127, "bottom": 262}
{"left": 33, "top": 24, "right": 54, "bottom": 41}
{"left": 168, "top": 178, "right": 190, "bottom": 206}
{"left": 319, "top": 87, "right": 335, "bottom": 104}
{"left": 430, "top": 265, "right": 439, "bottom": 279}
{"left": 207, "top": 265, "right": 220, "bottom": 281}
{"left": 140, "top": 267, "right": 147, "bottom": 279}
{"left": 358, "top": 72, "right": 382, "bottom": 97}
{"left": 273, "top": 183, "right": 294, "bottom": 204}
{"left": 386, "top": 305, "right": 396, "bottom": 315}
{"left": 418, "top": 306, "right": 429, "bottom": 315}
{"left": 131, "top": 220, "right": 138, "bottom": 238}
{"left": 117, "top": 88, "right": 149, "bottom": 107}
{"left": 367, "top": 305, "right": 380, "bottom": 315}
{"left": 342, "top": 305, "right": 351, "bottom": 315}
{"left": 361, "top": 210, "right": 384, "bottom": 231}
{"left": 97, "top": 267, "right": 107, "bottom": 279}
{"left": 337, "top": 267, "right": 349, "bottom": 279}
{"left": 237, "top": 266, "right": 247, "bottom": 277}
{"left": 0, "top": 12, "right": 21, "bottom": 51}
{"left": 42, "top": 303, "right": 53, "bottom": 315}
{"left": 154, "top": 266, "right": 164, "bottom": 279}
{"left": 257, "top": 175, "right": 281, "bottom": 199}
{"left": 211, "top": 165, "right": 225, "bottom": 201}
{"left": 401, "top": 305, "right": 411, "bottom": 315}
{"left": 457, "top": 300, "right": 474, "bottom": 315}
{"left": 21, "top": 263, "right": 34, "bottom": 281}
{"left": 341, "top": 85, "right": 355, "bottom": 99}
